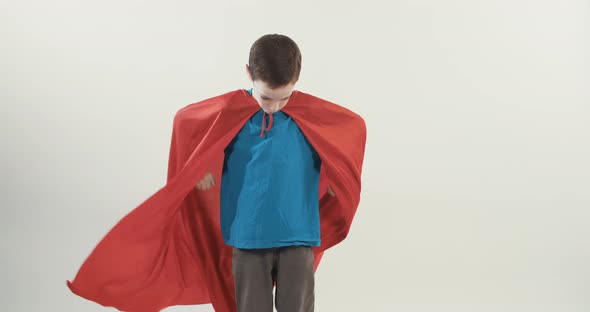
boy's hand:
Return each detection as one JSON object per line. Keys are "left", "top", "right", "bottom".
{"left": 195, "top": 172, "right": 215, "bottom": 190}
{"left": 327, "top": 186, "right": 335, "bottom": 197}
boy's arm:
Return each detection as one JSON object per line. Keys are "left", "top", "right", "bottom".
{"left": 314, "top": 150, "right": 334, "bottom": 197}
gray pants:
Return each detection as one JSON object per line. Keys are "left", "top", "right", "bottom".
{"left": 232, "top": 245, "right": 315, "bottom": 312}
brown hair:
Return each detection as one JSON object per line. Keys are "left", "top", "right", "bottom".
{"left": 248, "top": 34, "right": 302, "bottom": 89}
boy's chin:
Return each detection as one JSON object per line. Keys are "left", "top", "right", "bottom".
{"left": 262, "top": 108, "right": 278, "bottom": 114}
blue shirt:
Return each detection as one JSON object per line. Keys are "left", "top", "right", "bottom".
{"left": 219, "top": 88, "right": 321, "bottom": 249}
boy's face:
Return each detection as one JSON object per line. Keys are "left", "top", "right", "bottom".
{"left": 246, "top": 64, "right": 296, "bottom": 114}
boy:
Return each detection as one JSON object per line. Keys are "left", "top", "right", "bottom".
{"left": 195, "top": 34, "right": 333, "bottom": 312}
{"left": 67, "top": 33, "right": 363, "bottom": 312}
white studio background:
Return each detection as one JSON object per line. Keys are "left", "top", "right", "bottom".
{"left": 1, "top": 0, "right": 589, "bottom": 311}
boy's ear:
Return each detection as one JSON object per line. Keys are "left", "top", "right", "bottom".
{"left": 245, "top": 64, "right": 253, "bottom": 82}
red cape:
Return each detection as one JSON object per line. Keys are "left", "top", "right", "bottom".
{"left": 67, "top": 89, "right": 367, "bottom": 311}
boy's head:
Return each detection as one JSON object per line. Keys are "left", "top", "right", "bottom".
{"left": 246, "top": 34, "right": 301, "bottom": 113}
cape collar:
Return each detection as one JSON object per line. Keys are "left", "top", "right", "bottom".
{"left": 241, "top": 88, "right": 301, "bottom": 138}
